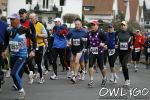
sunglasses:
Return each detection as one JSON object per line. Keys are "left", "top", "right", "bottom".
{"left": 10, "top": 18, "right": 15, "bottom": 21}
{"left": 91, "top": 24, "right": 97, "bottom": 26}
{"left": 108, "top": 26, "right": 113, "bottom": 28}
{"left": 19, "top": 12, "right": 25, "bottom": 15}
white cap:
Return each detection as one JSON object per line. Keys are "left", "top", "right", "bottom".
{"left": 121, "top": 21, "right": 127, "bottom": 26}
{"left": 8, "top": 13, "right": 20, "bottom": 19}
{"left": 54, "top": 18, "right": 62, "bottom": 23}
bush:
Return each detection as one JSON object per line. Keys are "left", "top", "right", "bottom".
{"left": 63, "top": 13, "right": 80, "bottom": 24}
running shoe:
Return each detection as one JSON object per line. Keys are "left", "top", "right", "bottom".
{"left": 71, "top": 75, "right": 76, "bottom": 84}
{"left": 124, "top": 80, "right": 130, "bottom": 86}
{"left": 88, "top": 80, "right": 95, "bottom": 87}
{"left": 50, "top": 74, "right": 58, "bottom": 80}
{"left": 38, "top": 77, "right": 45, "bottom": 84}
{"left": 101, "top": 78, "right": 107, "bottom": 87}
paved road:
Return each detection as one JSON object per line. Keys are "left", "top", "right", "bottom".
{"left": 0, "top": 63, "right": 150, "bottom": 100}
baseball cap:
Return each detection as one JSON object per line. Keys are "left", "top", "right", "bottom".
{"left": 19, "top": 8, "right": 27, "bottom": 14}
{"left": 121, "top": 21, "right": 127, "bottom": 26}
{"left": 98, "top": 19, "right": 103, "bottom": 24}
{"left": 54, "top": 18, "right": 62, "bottom": 22}
{"left": 90, "top": 20, "right": 99, "bottom": 25}
{"left": 8, "top": 13, "right": 20, "bottom": 19}
{"left": 108, "top": 24, "right": 113, "bottom": 28}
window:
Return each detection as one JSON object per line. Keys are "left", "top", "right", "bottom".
{"left": 43, "top": 0, "right": 49, "bottom": 9}
{"left": 146, "top": 21, "right": 149, "bottom": 25}
{"left": 83, "top": 7, "right": 90, "bottom": 11}
{"left": 60, "top": 0, "right": 65, "bottom": 6}
{"left": 26, "top": 0, "right": 32, "bottom": 4}
{"left": 43, "top": 0, "right": 45, "bottom": 8}
{"left": 83, "top": 6, "right": 94, "bottom": 11}
{"left": 46, "top": 0, "right": 49, "bottom": 9}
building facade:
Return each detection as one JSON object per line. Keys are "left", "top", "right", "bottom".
{"left": 143, "top": 0, "right": 150, "bottom": 31}
{"left": 83, "top": 0, "right": 140, "bottom": 23}
{"left": 7, "top": 0, "right": 83, "bottom": 28}
{"left": 0, "top": 0, "right": 8, "bottom": 16}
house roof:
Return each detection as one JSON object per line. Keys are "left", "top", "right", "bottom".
{"left": 129, "top": 0, "right": 139, "bottom": 21}
{"left": 83, "top": 0, "right": 139, "bottom": 22}
{"left": 83, "top": 0, "right": 113, "bottom": 15}
{"left": 117, "top": 0, "right": 126, "bottom": 13}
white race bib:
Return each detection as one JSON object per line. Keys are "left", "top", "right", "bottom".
{"left": 72, "top": 39, "right": 80, "bottom": 46}
{"left": 120, "top": 42, "right": 128, "bottom": 50}
{"left": 90, "top": 47, "right": 98, "bottom": 54}
{"left": 82, "top": 38, "right": 88, "bottom": 42}
{"left": 135, "top": 48, "right": 140, "bottom": 52}
{"left": 147, "top": 48, "right": 150, "bottom": 53}
{"left": 108, "top": 49, "right": 115, "bottom": 56}
{"left": 9, "top": 41, "right": 20, "bottom": 52}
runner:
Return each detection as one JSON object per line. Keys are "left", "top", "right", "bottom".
{"left": 67, "top": 18, "right": 88, "bottom": 83}
{"left": 29, "top": 13, "right": 47, "bottom": 84}
{"left": 43, "top": 29, "right": 53, "bottom": 75}
{"left": 18, "top": 8, "right": 37, "bottom": 84}
{"left": 87, "top": 20, "right": 107, "bottom": 87}
{"left": 0, "top": 9, "right": 9, "bottom": 92}
{"left": 132, "top": 30, "right": 145, "bottom": 72}
{"left": 50, "top": 18, "right": 68, "bottom": 80}
{"left": 78, "top": 35, "right": 88, "bottom": 80}
{"left": 145, "top": 34, "right": 150, "bottom": 69}
{"left": 8, "top": 13, "right": 28, "bottom": 99}
{"left": 117, "top": 21, "right": 132, "bottom": 86}
{"left": 105, "top": 24, "right": 118, "bottom": 83}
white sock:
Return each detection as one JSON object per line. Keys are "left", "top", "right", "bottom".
{"left": 90, "top": 77, "right": 93, "bottom": 81}
{"left": 134, "top": 63, "right": 137, "bottom": 68}
{"left": 103, "top": 76, "right": 107, "bottom": 80}
{"left": 19, "top": 88, "right": 24, "bottom": 92}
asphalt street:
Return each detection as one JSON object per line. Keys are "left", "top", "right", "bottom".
{"left": 0, "top": 62, "right": 150, "bottom": 100}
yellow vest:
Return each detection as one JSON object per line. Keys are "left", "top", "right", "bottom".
{"left": 34, "top": 22, "right": 44, "bottom": 47}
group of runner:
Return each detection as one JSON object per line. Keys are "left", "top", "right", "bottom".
{"left": 0, "top": 8, "right": 150, "bottom": 100}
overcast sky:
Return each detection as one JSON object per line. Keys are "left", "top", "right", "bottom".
{"left": 139, "top": 0, "right": 150, "bottom": 8}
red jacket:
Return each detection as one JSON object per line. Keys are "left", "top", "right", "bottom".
{"left": 133, "top": 34, "right": 145, "bottom": 49}
{"left": 21, "top": 20, "right": 31, "bottom": 48}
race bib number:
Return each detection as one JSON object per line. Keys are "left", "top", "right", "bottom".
{"left": 90, "top": 47, "right": 98, "bottom": 54}
{"left": 9, "top": 41, "right": 20, "bottom": 52}
{"left": 108, "top": 49, "right": 115, "bottom": 56}
{"left": 135, "top": 48, "right": 140, "bottom": 52}
{"left": 82, "top": 37, "right": 88, "bottom": 42}
{"left": 147, "top": 48, "right": 150, "bottom": 53}
{"left": 120, "top": 42, "right": 128, "bottom": 50}
{"left": 72, "top": 39, "right": 80, "bottom": 46}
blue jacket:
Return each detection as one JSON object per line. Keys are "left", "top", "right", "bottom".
{"left": 106, "top": 32, "right": 117, "bottom": 49}
{"left": 0, "top": 20, "right": 9, "bottom": 51}
{"left": 68, "top": 28, "right": 87, "bottom": 39}
{"left": 52, "top": 25, "right": 67, "bottom": 49}
{"left": 67, "top": 28, "right": 88, "bottom": 50}
{"left": 9, "top": 25, "right": 27, "bottom": 57}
